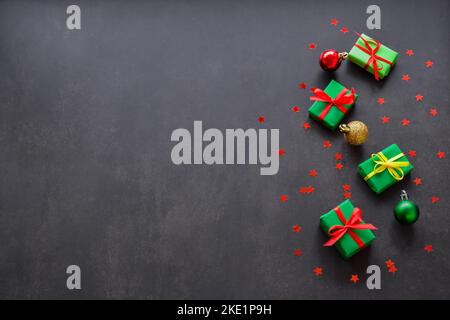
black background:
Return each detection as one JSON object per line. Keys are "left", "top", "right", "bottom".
{"left": 0, "top": 0, "right": 449, "bottom": 299}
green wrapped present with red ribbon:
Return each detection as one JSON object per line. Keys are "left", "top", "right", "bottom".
{"left": 308, "top": 80, "right": 357, "bottom": 131}
{"left": 348, "top": 33, "right": 398, "bottom": 80}
{"left": 320, "top": 199, "right": 377, "bottom": 259}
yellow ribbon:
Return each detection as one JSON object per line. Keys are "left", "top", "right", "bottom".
{"left": 364, "top": 152, "right": 409, "bottom": 181}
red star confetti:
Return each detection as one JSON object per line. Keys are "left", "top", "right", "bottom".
{"left": 408, "top": 150, "right": 417, "bottom": 158}
{"left": 291, "top": 106, "right": 300, "bottom": 113}
{"left": 343, "top": 192, "right": 352, "bottom": 199}
{"left": 429, "top": 108, "right": 438, "bottom": 117}
{"left": 323, "top": 140, "right": 332, "bottom": 149}
{"left": 334, "top": 152, "right": 343, "bottom": 161}
{"left": 405, "top": 49, "right": 414, "bottom": 56}
{"left": 437, "top": 151, "right": 446, "bottom": 159}
{"left": 299, "top": 186, "right": 308, "bottom": 194}
{"left": 292, "top": 225, "right": 302, "bottom": 233}
{"left": 279, "top": 149, "right": 285, "bottom": 156}
{"left": 381, "top": 116, "right": 390, "bottom": 124}
{"left": 330, "top": 18, "right": 339, "bottom": 26}
{"left": 350, "top": 274, "right": 359, "bottom": 283}
{"left": 388, "top": 265, "right": 398, "bottom": 274}
{"left": 299, "top": 82, "right": 307, "bottom": 89}
{"left": 313, "top": 267, "right": 323, "bottom": 276}
{"left": 402, "top": 74, "right": 410, "bottom": 81}
{"left": 309, "top": 169, "right": 318, "bottom": 177}
{"left": 415, "top": 94, "right": 424, "bottom": 101}
{"left": 280, "top": 194, "right": 288, "bottom": 202}
{"left": 340, "top": 27, "right": 349, "bottom": 34}
{"left": 431, "top": 196, "right": 439, "bottom": 204}
{"left": 309, "top": 43, "right": 317, "bottom": 49}
{"left": 377, "top": 97, "right": 385, "bottom": 105}
{"left": 413, "top": 177, "right": 422, "bottom": 186}
{"left": 385, "top": 259, "right": 395, "bottom": 268}
{"left": 303, "top": 121, "right": 311, "bottom": 130}
{"left": 425, "top": 60, "right": 434, "bottom": 68}
{"left": 342, "top": 184, "right": 351, "bottom": 192}
{"left": 307, "top": 185, "right": 315, "bottom": 193}
{"left": 335, "top": 163, "right": 344, "bottom": 170}
{"left": 258, "top": 116, "right": 265, "bottom": 123}
{"left": 401, "top": 119, "right": 410, "bottom": 127}
{"left": 424, "top": 244, "right": 433, "bottom": 253}
{"left": 294, "top": 249, "right": 302, "bottom": 257}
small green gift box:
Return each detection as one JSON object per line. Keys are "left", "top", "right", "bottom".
{"left": 320, "top": 199, "right": 377, "bottom": 259}
{"left": 348, "top": 33, "right": 398, "bottom": 80}
{"left": 358, "top": 144, "right": 414, "bottom": 194}
{"left": 308, "top": 80, "right": 358, "bottom": 131}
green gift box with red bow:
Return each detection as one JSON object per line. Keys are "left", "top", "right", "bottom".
{"left": 348, "top": 33, "right": 398, "bottom": 80}
{"left": 308, "top": 80, "right": 358, "bottom": 131}
{"left": 320, "top": 200, "right": 377, "bottom": 259}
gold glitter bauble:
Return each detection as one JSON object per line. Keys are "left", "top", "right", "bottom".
{"left": 339, "top": 121, "right": 368, "bottom": 146}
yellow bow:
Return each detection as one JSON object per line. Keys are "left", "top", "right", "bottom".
{"left": 364, "top": 152, "right": 409, "bottom": 181}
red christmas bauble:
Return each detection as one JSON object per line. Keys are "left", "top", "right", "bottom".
{"left": 319, "top": 49, "right": 342, "bottom": 71}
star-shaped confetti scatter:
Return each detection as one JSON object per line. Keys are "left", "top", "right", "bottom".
{"left": 413, "top": 177, "right": 422, "bottom": 186}
{"left": 402, "top": 74, "right": 411, "bottom": 81}
{"left": 405, "top": 49, "right": 414, "bottom": 56}
{"left": 377, "top": 97, "right": 385, "bottom": 105}
{"left": 335, "top": 163, "right": 344, "bottom": 170}
{"left": 424, "top": 244, "right": 433, "bottom": 253}
{"left": 299, "top": 186, "right": 315, "bottom": 194}
{"left": 429, "top": 108, "right": 438, "bottom": 117}
{"left": 323, "top": 140, "right": 332, "bottom": 149}
{"left": 292, "top": 225, "right": 302, "bottom": 233}
{"left": 303, "top": 121, "right": 311, "bottom": 130}
{"left": 299, "top": 82, "right": 307, "bottom": 89}
{"left": 350, "top": 274, "right": 359, "bottom": 283}
{"left": 334, "top": 152, "right": 343, "bottom": 161}
{"left": 425, "top": 60, "right": 434, "bottom": 68}
{"left": 309, "top": 169, "right": 318, "bottom": 177}
{"left": 402, "top": 119, "right": 410, "bottom": 126}
{"left": 437, "top": 151, "right": 446, "bottom": 159}
{"left": 381, "top": 116, "right": 390, "bottom": 124}
{"left": 294, "top": 249, "right": 302, "bottom": 257}
{"left": 279, "top": 149, "right": 285, "bottom": 156}
{"left": 408, "top": 150, "right": 417, "bottom": 158}
{"left": 340, "top": 27, "right": 349, "bottom": 34}
{"left": 258, "top": 116, "right": 265, "bottom": 123}
{"left": 343, "top": 192, "right": 352, "bottom": 199}
{"left": 389, "top": 265, "right": 398, "bottom": 274}
{"left": 330, "top": 18, "right": 339, "bottom": 26}
{"left": 292, "top": 106, "right": 300, "bottom": 113}
{"left": 385, "top": 259, "right": 395, "bottom": 268}
{"left": 309, "top": 43, "right": 317, "bottom": 49}
{"left": 313, "top": 267, "right": 323, "bottom": 276}
{"left": 280, "top": 195, "right": 288, "bottom": 202}
{"left": 415, "top": 94, "right": 424, "bottom": 101}
{"left": 431, "top": 196, "right": 439, "bottom": 204}
{"left": 342, "top": 184, "right": 351, "bottom": 192}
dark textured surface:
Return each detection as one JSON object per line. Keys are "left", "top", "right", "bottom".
{"left": 0, "top": 0, "right": 449, "bottom": 299}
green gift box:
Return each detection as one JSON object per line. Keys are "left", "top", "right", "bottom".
{"left": 320, "top": 199, "right": 376, "bottom": 259}
{"left": 348, "top": 33, "right": 398, "bottom": 80}
{"left": 358, "top": 144, "right": 414, "bottom": 194}
{"left": 308, "top": 80, "right": 358, "bottom": 131}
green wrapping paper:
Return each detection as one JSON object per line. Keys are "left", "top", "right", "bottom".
{"left": 320, "top": 200, "right": 376, "bottom": 259}
{"left": 308, "top": 80, "right": 358, "bottom": 131}
{"left": 348, "top": 33, "right": 398, "bottom": 80}
{"left": 358, "top": 144, "right": 414, "bottom": 194}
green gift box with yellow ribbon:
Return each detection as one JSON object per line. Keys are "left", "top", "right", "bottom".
{"left": 358, "top": 144, "right": 414, "bottom": 194}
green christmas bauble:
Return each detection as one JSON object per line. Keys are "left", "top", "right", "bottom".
{"left": 394, "top": 200, "right": 420, "bottom": 225}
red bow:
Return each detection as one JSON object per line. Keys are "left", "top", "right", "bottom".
{"left": 354, "top": 32, "right": 393, "bottom": 81}
{"left": 310, "top": 87, "right": 355, "bottom": 121}
{"left": 324, "top": 207, "right": 377, "bottom": 248}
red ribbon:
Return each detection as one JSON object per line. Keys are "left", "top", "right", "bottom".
{"left": 310, "top": 87, "right": 355, "bottom": 121}
{"left": 354, "top": 32, "right": 393, "bottom": 81}
{"left": 324, "top": 207, "right": 377, "bottom": 248}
